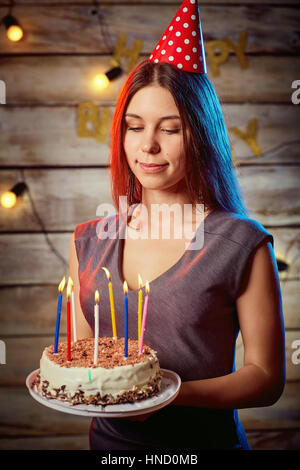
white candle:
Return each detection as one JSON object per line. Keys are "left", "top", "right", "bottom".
{"left": 94, "top": 290, "right": 100, "bottom": 365}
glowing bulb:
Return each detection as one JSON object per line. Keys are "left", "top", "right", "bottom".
{"left": 1, "top": 191, "right": 17, "bottom": 209}
{"left": 93, "top": 73, "right": 110, "bottom": 90}
{"left": 7, "top": 25, "right": 23, "bottom": 42}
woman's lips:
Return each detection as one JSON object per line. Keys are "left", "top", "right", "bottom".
{"left": 139, "top": 162, "right": 169, "bottom": 173}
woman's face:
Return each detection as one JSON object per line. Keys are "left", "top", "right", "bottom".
{"left": 123, "top": 85, "right": 188, "bottom": 192}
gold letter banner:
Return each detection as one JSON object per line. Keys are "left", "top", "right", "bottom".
{"left": 77, "top": 102, "right": 111, "bottom": 143}
{"left": 206, "top": 31, "right": 248, "bottom": 77}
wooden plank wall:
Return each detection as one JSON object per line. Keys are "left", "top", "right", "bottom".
{"left": 0, "top": 0, "right": 299, "bottom": 450}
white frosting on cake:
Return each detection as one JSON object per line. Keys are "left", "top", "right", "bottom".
{"left": 39, "top": 347, "right": 161, "bottom": 399}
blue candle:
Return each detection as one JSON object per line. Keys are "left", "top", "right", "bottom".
{"left": 54, "top": 276, "right": 66, "bottom": 353}
{"left": 123, "top": 281, "right": 128, "bottom": 359}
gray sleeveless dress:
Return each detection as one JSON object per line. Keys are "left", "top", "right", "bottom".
{"left": 74, "top": 206, "right": 274, "bottom": 450}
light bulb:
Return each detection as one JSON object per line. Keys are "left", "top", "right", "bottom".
{"left": 92, "top": 73, "right": 110, "bottom": 90}
{"left": 1, "top": 191, "right": 17, "bottom": 209}
{"left": 0, "top": 182, "right": 27, "bottom": 209}
{"left": 3, "top": 15, "right": 24, "bottom": 42}
{"left": 7, "top": 24, "right": 23, "bottom": 42}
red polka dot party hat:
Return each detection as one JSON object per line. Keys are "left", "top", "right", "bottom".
{"left": 148, "top": 0, "right": 207, "bottom": 73}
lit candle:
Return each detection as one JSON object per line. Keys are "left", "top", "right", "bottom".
{"left": 69, "top": 277, "right": 77, "bottom": 342}
{"left": 137, "top": 274, "right": 143, "bottom": 345}
{"left": 66, "top": 277, "right": 72, "bottom": 362}
{"left": 94, "top": 290, "right": 100, "bottom": 365}
{"left": 123, "top": 281, "right": 128, "bottom": 359}
{"left": 54, "top": 276, "right": 66, "bottom": 354}
{"left": 139, "top": 281, "right": 150, "bottom": 355}
{"left": 101, "top": 267, "right": 117, "bottom": 339}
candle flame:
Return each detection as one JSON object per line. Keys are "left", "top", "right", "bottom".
{"left": 95, "top": 289, "right": 100, "bottom": 303}
{"left": 101, "top": 267, "right": 111, "bottom": 280}
{"left": 67, "top": 277, "right": 72, "bottom": 298}
{"left": 145, "top": 281, "right": 150, "bottom": 294}
{"left": 58, "top": 276, "right": 66, "bottom": 293}
{"left": 123, "top": 280, "right": 128, "bottom": 295}
{"left": 138, "top": 274, "right": 143, "bottom": 289}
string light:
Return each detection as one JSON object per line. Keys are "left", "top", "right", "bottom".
{"left": 1, "top": 191, "right": 17, "bottom": 209}
{"left": 3, "top": 14, "right": 23, "bottom": 42}
{"left": 2, "top": 170, "right": 68, "bottom": 270}
{"left": 93, "top": 73, "right": 110, "bottom": 90}
{"left": 276, "top": 258, "right": 289, "bottom": 272}
{"left": 1, "top": 182, "right": 27, "bottom": 209}
{"left": 91, "top": 1, "right": 123, "bottom": 89}
{"left": 92, "top": 65, "right": 123, "bottom": 91}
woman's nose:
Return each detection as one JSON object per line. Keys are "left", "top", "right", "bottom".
{"left": 142, "top": 135, "right": 160, "bottom": 154}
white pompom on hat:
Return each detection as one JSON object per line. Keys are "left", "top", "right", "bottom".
{"left": 148, "top": 0, "right": 207, "bottom": 73}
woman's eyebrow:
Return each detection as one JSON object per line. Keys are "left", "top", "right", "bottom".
{"left": 125, "top": 113, "right": 181, "bottom": 121}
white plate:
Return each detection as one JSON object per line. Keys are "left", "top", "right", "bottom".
{"left": 26, "top": 368, "right": 181, "bottom": 418}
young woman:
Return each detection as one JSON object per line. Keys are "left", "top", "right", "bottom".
{"left": 69, "top": 59, "right": 285, "bottom": 450}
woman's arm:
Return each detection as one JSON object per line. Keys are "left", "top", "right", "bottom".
{"left": 69, "top": 232, "right": 94, "bottom": 340}
{"left": 172, "top": 240, "right": 286, "bottom": 409}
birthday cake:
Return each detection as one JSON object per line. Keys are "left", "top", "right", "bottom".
{"left": 34, "top": 337, "right": 162, "bottom": 406}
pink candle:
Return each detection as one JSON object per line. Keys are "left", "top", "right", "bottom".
{"left": 123, "top": 281, "right": 128, "bottom": 359}
{"left": 139, "top": 281, "right": 150, "bottom": 355}
{"left": 66, "top": 277, "right": 72, "bottom": 362}
{"left": 94, "top": 290, "right": 100, "bottom": 365}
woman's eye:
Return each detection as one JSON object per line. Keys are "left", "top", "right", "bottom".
{"left": 163, "top": 129, "right": 180, "bottom": 134}
{"left": 127, "top": 127, "right": 180, "bottom": 134}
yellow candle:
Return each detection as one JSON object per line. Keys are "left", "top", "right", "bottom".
{"left": 102, "top": 267, "right": 117, "bottom": 339}
{"left": 138, "top": 274, "right": 143, "bottom": 344}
